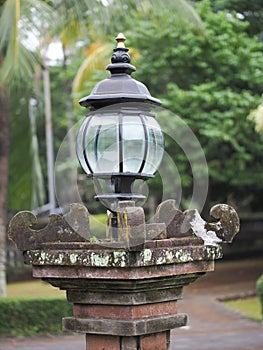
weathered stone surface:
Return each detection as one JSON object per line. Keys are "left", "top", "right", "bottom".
{"left": 155, "top": 237, "right": 203, "bottom": 248}
{"left": 184, "top": 204, "right": 240, "bottom": 245}
{"left": 140, "top": 331, "right": 170, "bottom": 350}
{"left": 120, "top": 336, "right": 138, "bottom": 350}
{"left": 146, "top": 223, "right": 167, "bottom": 240}
{"left": 117, "top": 203, "right": 146, "bottom": 250}
{"left": 73, "top": 300, "right": 178, "bottom": 319}
{"left": 107, "top": 201, "right": 146, "bottom": 249}
{"left": 33, "top": 260, "right": 214, "bottom": 282}
{"left": 85, "top": 332, "right": 170, "bottom": 350}
{"left": 155, "top": 200, "right": 240, "bottom": 244}
{"left": 43, "top": 273, "right": 203, "bottom": 291}
{"left": 8, "top": 203, "right": 90, "bottom": 250}
{"left": 7, "top": 199, "right": 238, "bottom": 350}
{"left": 24, "top": 244, "right": 222, "bottom": 268}
{"left": 156, "top": 199, "right": 189, "bottom": 238}
{"left": 86, "top": 334, "right": 120, "bottom": 350}
{"left": 8, "top": 200, "right": 240, "bottom": 251}
{"left": 63, "top": 313, "right": 187, "bottom": 336}
{"left": 185, "top": 209, "right": 223, "bottom": 246}
{"left": 206, "top": 204, "right": 240, "bottom": 242}
{"left": 67, "top": 287, "right": 183, "bottom": 305}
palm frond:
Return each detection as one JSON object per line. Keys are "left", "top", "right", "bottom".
{"left": 20, "top": 0, "right": 56, "bottom": 36}
{"left": 0, "top": 0, "right": 17, "bottom": 53}
{"left": 72, "top": 42, "right": 111, "bottom": 96}
{"left": 0, "top": 41, "right": 39, "bottom": 85}
{"left": 91, "top": 0, "right": 204, "bottom": 35}
{"left": 52, "top": 0, "right": 93, "bottom": 40}
{"left": 0, "top": 0, "right": 56, "bottom": 85}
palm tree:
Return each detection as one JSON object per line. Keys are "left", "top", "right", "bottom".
{"left": 0, "top": 0, "right": 54, "bottom": 297}
{"left": 0, "top": 84, "right": 9, "bottom": 297}
{"left": 0, "top": 0, "right": 100, "bottom": 297}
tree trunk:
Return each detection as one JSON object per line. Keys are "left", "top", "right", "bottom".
{"left": 43, "top": 61, "right": 56, "bottom": 213}
{"left": 0, "top": 84, "right": 9, "bottom": 297}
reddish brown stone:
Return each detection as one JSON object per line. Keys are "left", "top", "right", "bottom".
{"left": 73, "top": 301, "right": 178, "bottom": 320}
{"left": 33, "top": 260, "right": 214, "bottom": 281}
{"left": 33, "top": 260, "right": 214, "bottom": 283}
{"left": 86, "top": 334, "right": 120, "bottom": 350}
{"left": 140, "top": 331, "right": 169, "bottom": 350}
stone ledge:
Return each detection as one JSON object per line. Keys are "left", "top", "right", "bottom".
{"left": 24, "top": 244, "right": 222, "bottom": 268}
{"left": 67, "top": 287, "right": 183, "bottom": 305}
{"left": 62, "top": 313, "right": 187, "bottom": 336}
{"left": 35, "top": 260, "right": 212, "bottom": 281}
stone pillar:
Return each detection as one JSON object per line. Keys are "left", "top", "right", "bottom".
{"left": 8, "top": 200, "right": 240, "bottom": 350}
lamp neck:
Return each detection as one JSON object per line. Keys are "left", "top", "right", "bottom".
{"left": 113, "top": 175, "right": 135, "bottom": 195}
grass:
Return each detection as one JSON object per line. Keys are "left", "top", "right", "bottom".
{"left": 224, "top": 296, "right": 262, "bottom": 322}
{"left": 6, "top": 280, "right": 66, "bottom": 299}
{"left": 89, "top": 213, "right": 107, "bottom": 239}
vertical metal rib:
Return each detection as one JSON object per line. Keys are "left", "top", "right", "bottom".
{"left": 138, "top": 114, "right": 149, "bottom": 173}
{"left": 118, "top": 113, "right": 123, "bottom": 173}
{"left": 94, "top": 124, "right": 102, "bottom": 162}
{"left": 82, "top": 115, "right": 94, "bottom": 174}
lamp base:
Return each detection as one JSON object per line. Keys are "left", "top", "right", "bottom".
{"left": 94, "top": 174, "right": 148, "bottom": 212}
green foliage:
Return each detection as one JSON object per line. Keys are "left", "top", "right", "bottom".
{"left": 130, "top": 0, "right": 263, "bottom": 210}
{"left": 256, "top": 274, "right": 263, "bottom": 320}
{"left": 8, "top": 90, "right": 33, "bottom": 210}
{"left": 210, "top": 0, "right": 263, "bottom": 39}
{"left": 0, "top": 0, "right": 54, "bottom": 85}
{"left": 248, "top": 103, "right": 263, "bottom": 133}
{"left": 8, "top": 85, "right": 46, "bottom": 211}
{"left": 165, "top": 85, "right": 263, "bottom": 187}
{"left": 0, "top": 297, "right": 72, "bottom": 336}
{"left": 133, "top": 2, "right": 263, "bottom": 94}
{"left": 89, "top": 0, "right": 203, "bottom": 39}
{"left": 90, "top": 213, "right": 107, "bottom": 239}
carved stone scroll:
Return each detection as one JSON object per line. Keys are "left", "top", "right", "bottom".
{"left": 206, "top": 204, "right": 240, "bottom": 243}
{"left": 8, "top": 203, "right": 90, "bottom": 250}
{"left": 155, "top": 199, "right": 189, "bottom": 238}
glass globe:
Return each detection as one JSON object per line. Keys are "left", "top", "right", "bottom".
{"left": 76, "top": 105, "right": 164, "bottom": 179}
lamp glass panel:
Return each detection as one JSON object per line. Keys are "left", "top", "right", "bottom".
{"left": 122, "top": 116, "right": 145, "bottom": 173}
{"left": 143, "top": 115, "right": 164, "bottom": 174}
{"left": 77, "top": 109, "right": 164, "bottom": 177}
{"left": 88, "top": 114, "right": 119, "bottom": 173}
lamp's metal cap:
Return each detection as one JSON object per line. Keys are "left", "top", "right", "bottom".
{"left": 79, "top": 34, "right": 162, "bottom": 110}
{"left": 115, "top": 33, "right": 126, "bottom": 48}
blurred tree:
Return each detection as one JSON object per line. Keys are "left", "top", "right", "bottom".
{"left": 131, "top": 0, "right": 263, "bottom": 212}
{"left": 0, "top": 85, "right": 9, "bottom": 297}
{"left": 0, "top": 0, "right": 54, "bottom": 297}
{"left": 210, "top": 0, "right": 263, "bottom": 39}
{"left": 248, "top": 102, "right": 263, "bottom": 134}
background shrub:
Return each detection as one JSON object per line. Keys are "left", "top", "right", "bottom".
{"left": 256, "top": 274, "right": 263, "bottom": 320}
{"left": 0, "top": 298, "right": 72, "bottom": 336}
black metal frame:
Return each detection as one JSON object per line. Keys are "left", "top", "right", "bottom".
{"left": 77, "top": 34, "right": 163, "bottom": 212}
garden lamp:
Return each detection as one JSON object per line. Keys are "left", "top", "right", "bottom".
{"left": 76, "top": 33, "right": 164, "bottom": 211}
